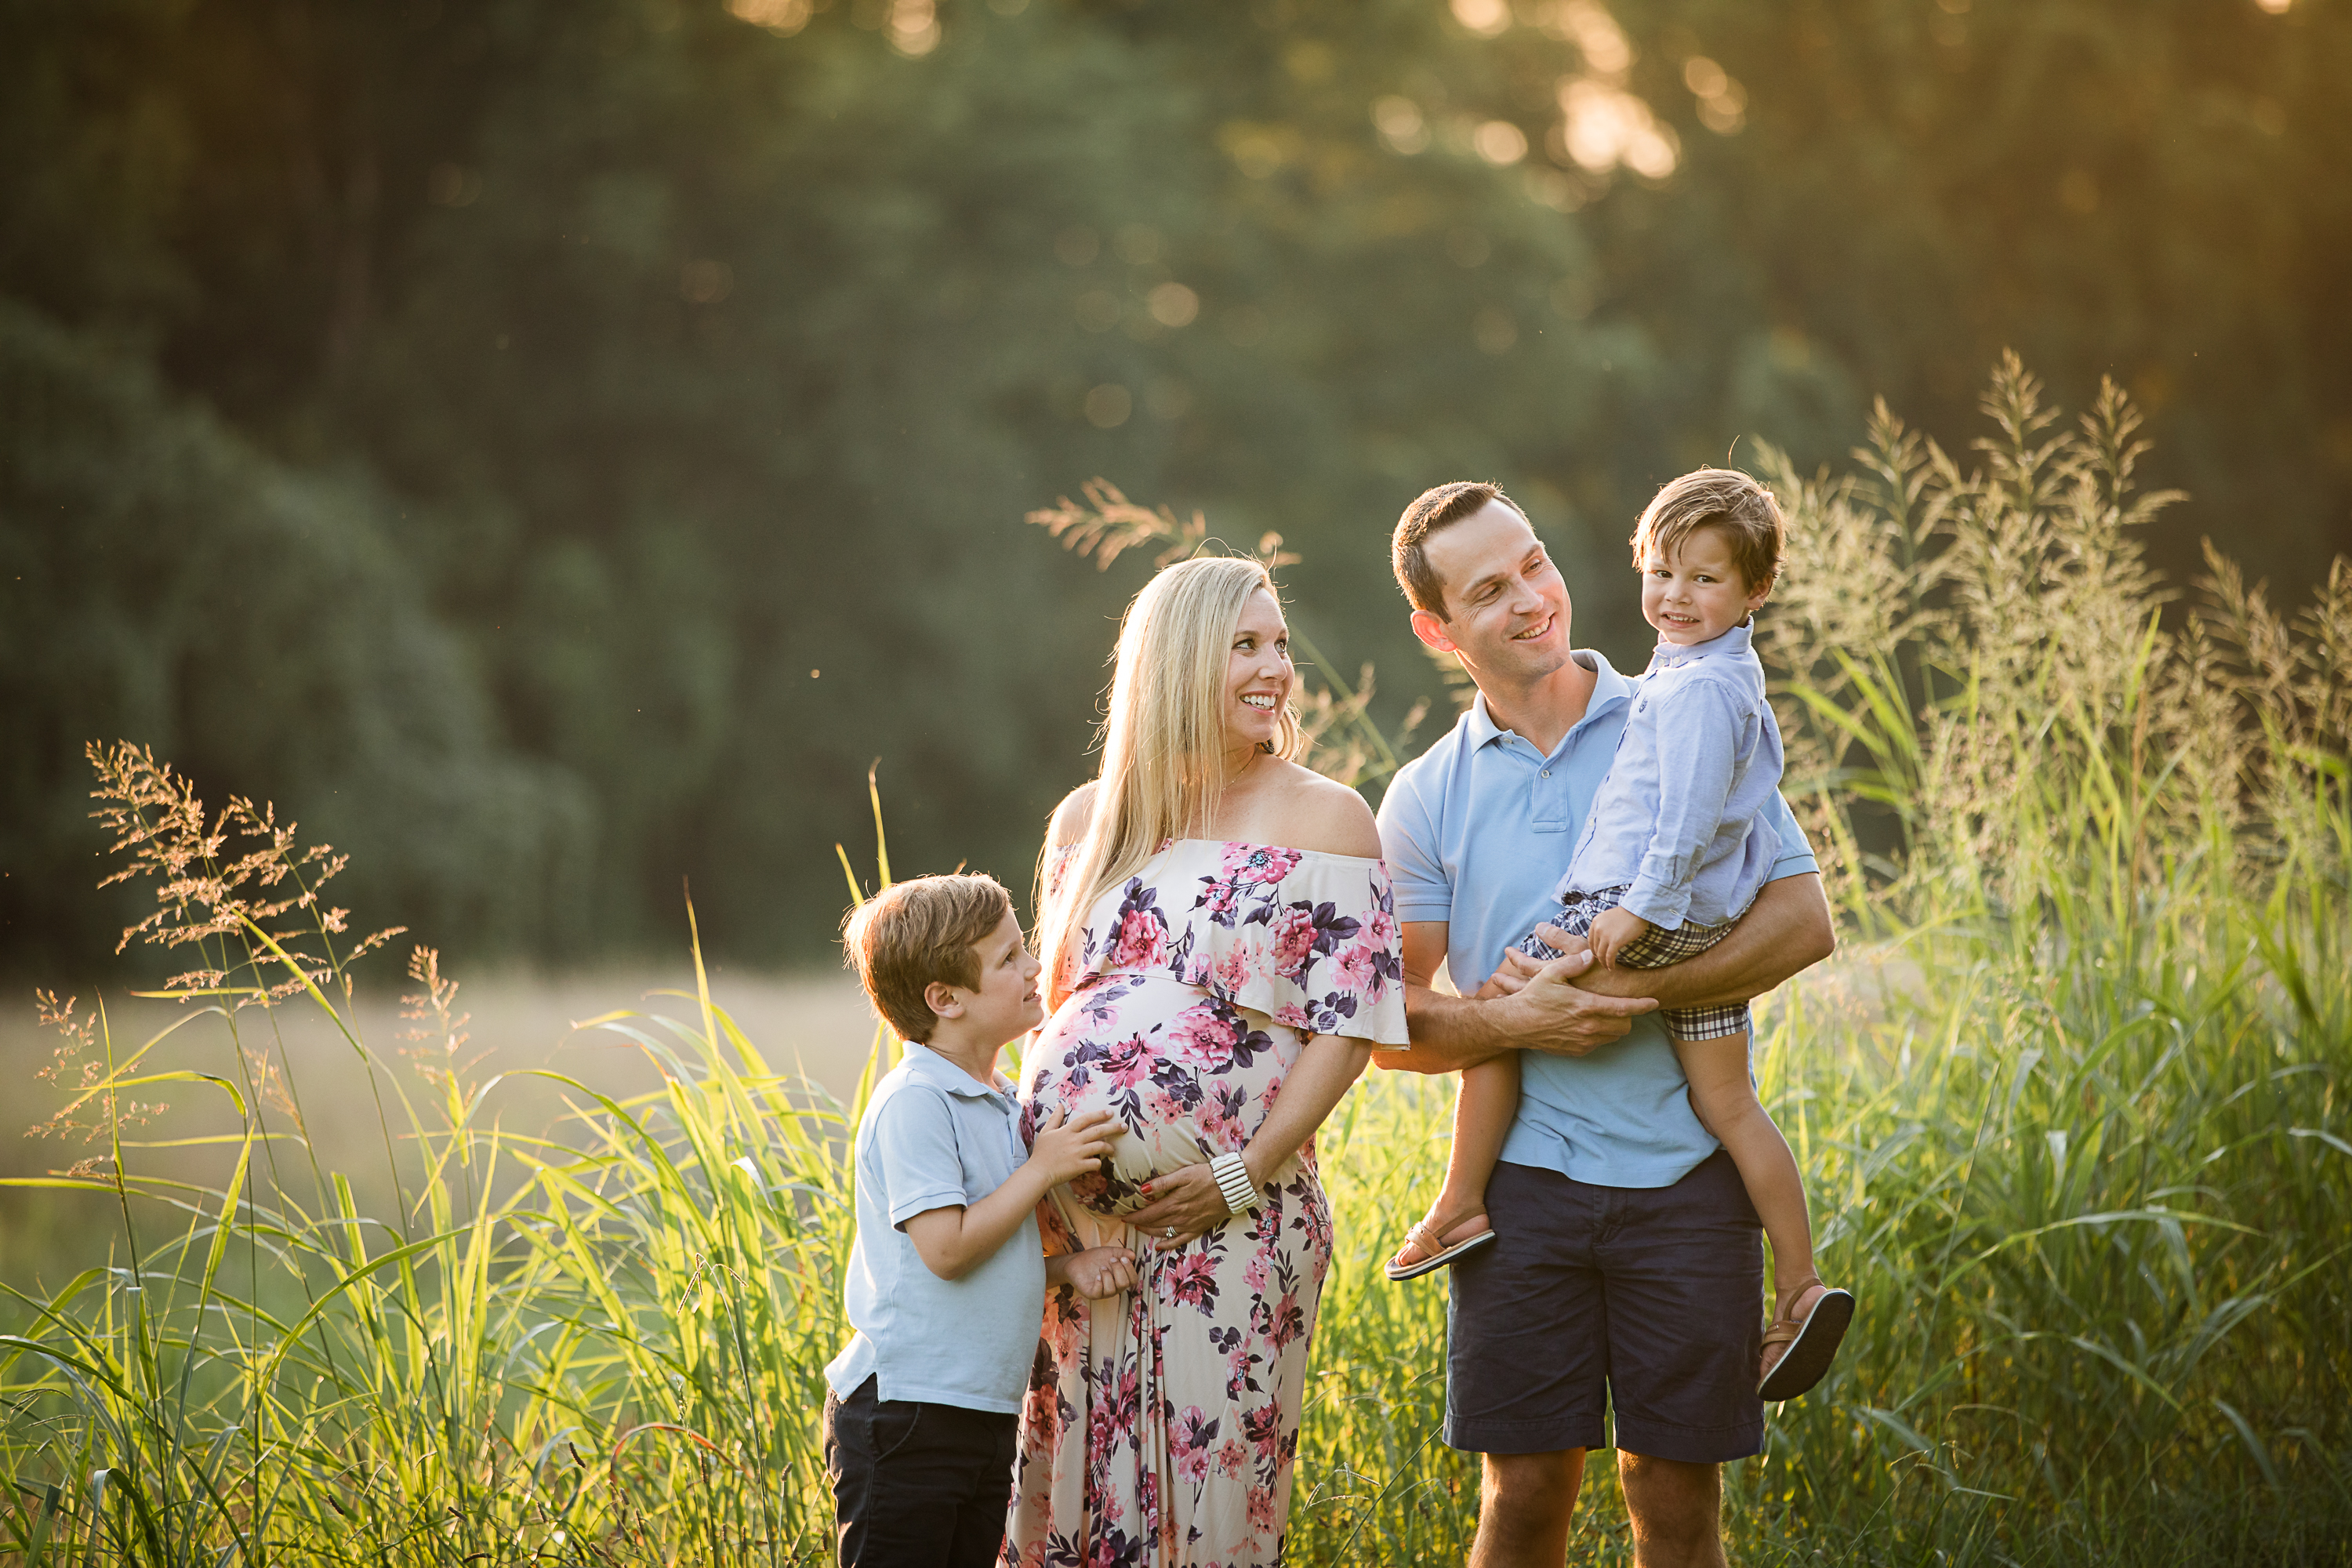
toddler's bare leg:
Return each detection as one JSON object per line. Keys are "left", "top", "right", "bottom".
{"left": 1437, "top": 1054, "right": 1518, "bottom": 1223}
{"left": 1391, "top": 1054, "right": 1519, "bottom": 1271}
{"left": 1673, "top": 1032, "right": 1817, "bottom": 1310}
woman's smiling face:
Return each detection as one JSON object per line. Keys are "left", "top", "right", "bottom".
{"left": 1225, "top": 588, "right": 1293, "bottom": 750}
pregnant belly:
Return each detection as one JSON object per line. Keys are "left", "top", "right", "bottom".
{"left": 1025, "top": 982, "right": 1286, "bottom": 1220}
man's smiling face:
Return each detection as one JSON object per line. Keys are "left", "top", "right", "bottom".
{"left": 1410, "top": 500, "right": 1573, "bottom": 684}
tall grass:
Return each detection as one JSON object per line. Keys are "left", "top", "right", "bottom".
{"left": 6, "top": 364, "right": 2349, "bottom": 1564}
{"left": 2, "top": 753, "right": 870, "bottom": 1564}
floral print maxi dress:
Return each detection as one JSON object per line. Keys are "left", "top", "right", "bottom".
{"left": 1004, "top": 839, "right": 1408, "bottom": 1568}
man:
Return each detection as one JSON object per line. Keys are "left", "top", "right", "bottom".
{"left": 1371, "top": 481, "right": 1836, "bottom": 1568}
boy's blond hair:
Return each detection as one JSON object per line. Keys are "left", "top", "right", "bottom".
{"left": 842, "top": 873, "right": 1014, "bottom": 1044}
{"left": 1630, "top": 468, "right": 1787, "bottom": 593}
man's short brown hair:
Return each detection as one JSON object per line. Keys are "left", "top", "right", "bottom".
{"left": 1630, "top": 468, "right": 1787, "bottom": 593}
{"left": 1392, "top": 481, "right": 1529, "bottom": 619}
{"left": 841, "top": 873, "right": 1014, "bottom": 1044}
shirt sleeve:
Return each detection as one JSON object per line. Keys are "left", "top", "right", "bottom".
{"left": 1376, "top": 764, "right": 1453, "bottom": 924}
{"left": 869, "top": 1087, "right": 971, "bottom": 1230}
{"left": 1761, "top": 784, "right": 1819, "bottom": 880}
{"left": 1621, "top": 678, "right": 1747, "bottom": 927}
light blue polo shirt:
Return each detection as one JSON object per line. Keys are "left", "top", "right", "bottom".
{"left": 824, "top": 1042, "right": 1045, "bottom": 1414}
{"left": 1377, "top": 650, "right": 1818, "bottom": 1189}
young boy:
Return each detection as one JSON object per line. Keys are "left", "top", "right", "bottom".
{"left": 827, "top": 873, "right": 1134, "bottom": 1567}
{"left": 1387, "top": 469, "right": 1856, "bottom": 1403}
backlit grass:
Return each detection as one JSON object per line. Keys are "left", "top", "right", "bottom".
{"left": 5, "top": 366, "right": 2347, "bottom": 1564}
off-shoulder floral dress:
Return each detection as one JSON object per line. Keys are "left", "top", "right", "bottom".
{"left": 1004, "top": 840, "right": 1408, "bottom": 1568}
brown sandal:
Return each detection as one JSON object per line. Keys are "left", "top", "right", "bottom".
{"left": 1757, "top": 1275, "right": 1856, "bottom": 1402}
{"left": 1383, "top": 1214, "right": 1497, "bottom": 1281}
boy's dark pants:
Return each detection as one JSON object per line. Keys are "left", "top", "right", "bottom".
{"left": 823, "top": 1375, "right": 1018, "bottom": 1568}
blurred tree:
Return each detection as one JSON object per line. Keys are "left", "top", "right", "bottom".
{"left": 2, "top": 0, "right": 2343, "bottom": 968}
{"left": 1600, "top": 0, "right": 2352, "bottom": 590}
{"left": 0, "top": 301, "right": 592, "bottom": 972}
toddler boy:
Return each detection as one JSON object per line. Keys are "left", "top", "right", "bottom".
{"left": 826, "top": 873, "right": 1132, "bottom": 1567}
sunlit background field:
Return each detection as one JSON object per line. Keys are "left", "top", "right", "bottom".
{"left": 5, "top": 1, "right": 2349, "bottom": 1563}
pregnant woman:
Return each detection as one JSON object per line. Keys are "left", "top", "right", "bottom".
{"left": 1004, "top": 555, "right": 1408, "bottom": 1568}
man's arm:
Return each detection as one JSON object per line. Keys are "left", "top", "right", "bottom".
{"left": 1370, "top": 920, "right": 1658, "bottom": 1077}
{"left": 1505, "top": 872, "right": 1835, "bottom": 1010}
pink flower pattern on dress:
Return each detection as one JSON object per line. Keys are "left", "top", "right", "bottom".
{"left": 1269, "top": 907, "right": 1319, "bottom": 980}
{"left": 1330, "top": 943, "right": 1377, "bottom": 995}
{"left": 1220, "top": 843, "right": 1302, "bottom": 885}
{"left": 1004, "top": 839, "right": 1406, "bottom": 1568}
{"left": 1112, "top": 907, "right": 1168, "bottom": 971}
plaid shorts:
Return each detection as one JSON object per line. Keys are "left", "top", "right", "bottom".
{"left": 1513, "top": 885, "right": 1752, "bottom": 1040}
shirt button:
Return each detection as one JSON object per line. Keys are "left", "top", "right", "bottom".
{"left": 1541, "top": 770, "right": 1551, "bottom": 778}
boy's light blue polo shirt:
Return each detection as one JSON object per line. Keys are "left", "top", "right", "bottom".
{"left": 1377, "top": 650, "right": 1819, "bottom": 1189}
{"left": 824, "top": 1042, "right": 1044, "bottom": 1414}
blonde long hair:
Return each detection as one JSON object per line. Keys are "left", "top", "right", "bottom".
{"left": 1040, "top": 556, "right": 1301, "bottom": 993}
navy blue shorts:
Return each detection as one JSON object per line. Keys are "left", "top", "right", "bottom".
{"left": 1444, "top": 1152, "right": 1766, "bottom": 1464}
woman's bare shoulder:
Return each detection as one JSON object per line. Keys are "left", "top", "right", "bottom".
{"left": 1260, "top": 764, "right": 1381, "bottom": 859}
{"left": 1047, "top": 781, "right": 1098, "bottom": 848}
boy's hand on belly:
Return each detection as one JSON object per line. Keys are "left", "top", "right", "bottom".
{"left": 1029, "top": 1108, "right": 1123, "bottom": 1186}
{"left": 1060, "top": 1246, "right": 1138, "bottom": 1299}
{"left": 1587, "top": 907, "right": 1650, "bottom": 968}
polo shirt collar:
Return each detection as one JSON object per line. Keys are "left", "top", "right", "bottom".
{"left": 1650, "top": 619, "right": 1752, "bottom": 670}
{"left": 899, "top": 1041, "right": 1014, "bottom": 1101}
{"left": 1465, "top": 651, "right": 1635, "bottom": 754}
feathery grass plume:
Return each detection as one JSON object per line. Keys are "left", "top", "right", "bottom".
{"left": 23, "top": 991, "right": 165, "bottom": 1171}
{"left": 86, "top": 739, "right": 405, "bottom": 996}
{"left": 1028, "top": 477, "right": 1228, "bottom": 572}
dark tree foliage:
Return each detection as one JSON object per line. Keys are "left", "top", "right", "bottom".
{"left": 0, "top": 303, "right": 593, "bottom": 967}
{"left": 2, "top": 0, "right": 2343, "bottom": 970}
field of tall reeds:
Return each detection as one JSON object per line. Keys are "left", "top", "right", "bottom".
{"left": 5, "top": 362, "right": 2347, "bottom": 1565}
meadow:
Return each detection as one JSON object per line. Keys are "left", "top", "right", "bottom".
{"left": 4, "top": 365, "right": 2347, "bottom": 1565}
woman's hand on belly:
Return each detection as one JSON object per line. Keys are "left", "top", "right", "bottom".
{"left": 1121, "top": 1163, "right": 1231, "bottom": 1250}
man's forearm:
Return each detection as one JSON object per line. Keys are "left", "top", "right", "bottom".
{"left": 1377, "top": 949, "right": 1653, "bottom": 1074}
{"left": 1374, "top": 985, "right": 1515, "bottom": 1076}
{"left": 1575, "top": 873, "right": 1834, "bottom": 1009}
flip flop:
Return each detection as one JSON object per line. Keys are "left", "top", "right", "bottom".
{"left": 1384, "top": 1214, "right": 1497, "bottom": 1281}
{"left": 1757, "top": 1276, "right": 1857, "bottom": 1402}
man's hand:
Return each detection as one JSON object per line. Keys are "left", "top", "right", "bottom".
{"left": 1586, "top": 906, "right": 1650, "bottom": 968}
{"left": 1496, "top": 949, "right": 1659, "bottom": 1057}
{"left": 1380, "top": 920, "right": 1658, "bottom": 1076}
{"left": 1478, "top": 927, "right": 1582, "bottom": 998}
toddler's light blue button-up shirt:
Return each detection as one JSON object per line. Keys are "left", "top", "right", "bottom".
{"left": 824, "top": 1043, "right": 1044, "bottom": 1414}
{"left": 1377, "top": 650, "right": 1817, "bottom": 1189}
{"left": 1559, "top": 621, "right": 1784, "bottom": 930}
